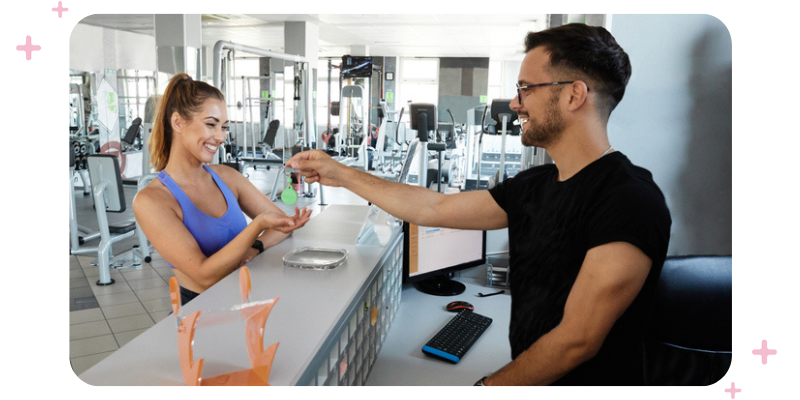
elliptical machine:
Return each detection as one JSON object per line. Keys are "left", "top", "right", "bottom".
{"left": 471, "top": 100, "right": 520, "bottom": 191}
{"left": 487, "top": 99, "right": 520, "bottom": 189}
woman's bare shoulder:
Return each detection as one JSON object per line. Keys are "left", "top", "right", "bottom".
{"left": 133, "top": 178, "right": 177, "bottom": 213}
{"left": 207, "top": 163, "right": 241, "bottom": 180}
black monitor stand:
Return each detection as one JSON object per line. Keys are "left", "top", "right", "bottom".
{"left": 414, "top": 274, "right": 465, "bottom": 296}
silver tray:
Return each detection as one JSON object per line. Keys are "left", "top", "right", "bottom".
{"left": 282, "top": 247, "right": 348, "bottom": 270}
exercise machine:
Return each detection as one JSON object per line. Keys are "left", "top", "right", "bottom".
{"left": 212, "top": 40, "right": 322, "bottom": 205}
{"left": 70, "top": 144, "right": 100, "bottom": 253}
{"left": 84, "top": 155, "right": 149, "bottom": 285}
{"left": 487, "top": 99, "right": 520, "bottom": 188}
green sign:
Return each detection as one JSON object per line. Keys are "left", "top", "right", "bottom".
{"left": 107, "top": 92, "right": 117, "bottom": 113}
{"left": 386, "top": 91, "right": 394, "bottom": 102}
{"left": 261, "top": 91, "right": 270, "bottom": 99}
{"left": 480, "top": 95, "right": 488, "bottom": 104}
{"left": 313, "top": 91, "right": 317, "bottom": 99}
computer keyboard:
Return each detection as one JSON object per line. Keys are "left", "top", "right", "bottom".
{"left": 422, "top": 310, "right": 492, "bottom": 363}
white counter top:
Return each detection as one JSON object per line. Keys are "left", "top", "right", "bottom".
{"left": 79, "top": 205, "right": 399, "bottom": 385}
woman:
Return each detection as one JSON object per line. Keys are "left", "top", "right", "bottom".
{"left": 133, "top": 73, "right": 311, "bottom": 305}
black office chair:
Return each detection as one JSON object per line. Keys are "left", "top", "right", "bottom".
{"left": 643, "top": 255, "right": 732, "bottom": 385}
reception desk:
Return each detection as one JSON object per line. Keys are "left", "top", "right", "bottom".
{"left": 79, "top": 205, "right": 405, "bottom": 386}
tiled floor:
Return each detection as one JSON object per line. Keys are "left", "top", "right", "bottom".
{"left": 69, "top": 251, "right": 175, "bottom": 375}
{"left": 69, "top": 165, "right": 371, "bottom": 376}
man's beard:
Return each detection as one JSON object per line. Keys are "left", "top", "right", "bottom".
{"left": 520, "top": 91, "right": 565, "bottom": 148}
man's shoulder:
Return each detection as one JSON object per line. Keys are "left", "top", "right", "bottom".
{"left": 605, "top": 154, "right": 664, "bottom": 194}
{"left": 597, "top": 155, "right": 670, "bottom": 220}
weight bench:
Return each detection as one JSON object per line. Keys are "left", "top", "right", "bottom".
{"left": 258, "top": 119, "right": 284, "bottom": 161}
{"left": 122, "top": 117, "right": 142, "bottom": 151}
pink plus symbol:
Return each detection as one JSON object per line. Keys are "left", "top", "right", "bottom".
{"left": 725, "top": 382, "right": 741, "bottom": 399}
{"left": 752, "top": 339, "right": 777, "bottom": 364}
{"left": 16, "top": 36, "right": 41, "bottom": 61}
{"left": 52, "top": 2, "right": 68, "bottom": 18}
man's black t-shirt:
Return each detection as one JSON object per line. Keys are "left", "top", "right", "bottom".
{"left": 488, "top": 152, "right": 671, "bottom": 385}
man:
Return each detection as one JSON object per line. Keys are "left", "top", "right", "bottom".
{"left": 287, "top": 23, "right": 671, "bottom": 385}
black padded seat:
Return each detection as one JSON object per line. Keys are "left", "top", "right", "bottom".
{"left": 643, "top": 255, "right": 732, "bottom": 385}
{"left": 108, "top": 220, "right": 137, "bottom": 235}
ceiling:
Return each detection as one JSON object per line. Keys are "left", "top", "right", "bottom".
{"left": 79, "top": 14, "right": 548, "bottom": 59}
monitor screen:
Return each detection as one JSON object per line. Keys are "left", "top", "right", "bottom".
{"left": 403, "top": 222, "right": 486, "bottom": 283}
{"left": 409, "top": 103, "right": 437, "bottom": 132}
{"left": 342, "top": 56, "right": 373, "bottom": 78}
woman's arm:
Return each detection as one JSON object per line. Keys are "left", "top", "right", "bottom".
{"left": 132, "top": 183, "right": 305, "bottom": 293}
{"left": 211, "top": 165, "right": 311, "bottom": 249}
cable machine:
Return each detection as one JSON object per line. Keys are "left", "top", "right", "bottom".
{"left": 212, "top": 40, "right": 323, "bottom": 205}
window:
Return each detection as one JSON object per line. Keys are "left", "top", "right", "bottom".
{"left": 488, "top": 60, "right": 503, "bottom": 103}
{"left": 397, "top": 58, "right": 439, "bottom": 124}
{"left": 487, "top": 60, "right": 522, "bottom": 103}
{"left": 117, "top": 70, "right": 155, "bottom": 128}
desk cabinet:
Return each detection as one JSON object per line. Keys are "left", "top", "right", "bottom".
{"left": 299, "top": 231, "right": 404, "bottom": 386}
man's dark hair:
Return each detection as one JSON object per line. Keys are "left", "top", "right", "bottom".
{"left": 525, "top": 23, "right": 631, "bottom": 119}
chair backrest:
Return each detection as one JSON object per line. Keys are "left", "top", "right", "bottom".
{"left": 123, "top": 117, "right": 142, "bottom": 145}
{"left": 644, "top": 255, "right": 732, "bottom": 385}
{"left": 489, "top": 100, "right": 520, "bottom": 136}
{"left": 87, "top": 154, "right": 126, "bottom": 213}
{"left": 262, "top": 119, "right": 281, "bottom": 147}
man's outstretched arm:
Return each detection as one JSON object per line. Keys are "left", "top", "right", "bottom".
{"left": 287, "top": 149, "right": 508, "bottom": 230}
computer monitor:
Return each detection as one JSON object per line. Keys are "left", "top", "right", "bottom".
{"left": 409, "top": 103, "right": 437, "bottom": 132}
{"left": 403, "top": 222, "right": 486, "bottom": 296}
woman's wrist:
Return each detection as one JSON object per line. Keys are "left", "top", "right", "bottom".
{"left": 256, "top": 213, "right": 272, "bottom": 231}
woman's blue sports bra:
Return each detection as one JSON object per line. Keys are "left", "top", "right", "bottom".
{"left": 157, "top": 165, "right": 247, "bottom": 269}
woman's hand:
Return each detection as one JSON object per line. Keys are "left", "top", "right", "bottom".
{"left": 256, "top": 207, "right": 312, "bottom": 234}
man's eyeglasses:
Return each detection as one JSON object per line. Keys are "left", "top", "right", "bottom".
{"left": 516, "top": 81, "right": 576, "bottom": 102}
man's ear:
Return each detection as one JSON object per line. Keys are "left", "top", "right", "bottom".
{"left": 566, "top": 81, "right": 590, "bottom": 111}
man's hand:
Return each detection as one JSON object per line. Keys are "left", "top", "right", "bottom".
{"left": 286, "top": 150, "right": 349, "bottom": 187}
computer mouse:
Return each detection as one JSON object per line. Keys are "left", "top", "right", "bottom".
{"left": 446, "top": 301, "right": 474, "bottom": 312}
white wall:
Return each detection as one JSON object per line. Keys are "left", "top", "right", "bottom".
{"left": 609, "top": 15, "right": 732, "bottom": 256}
{"left": 70, "top": 24, "right": 156, "bottom": 72}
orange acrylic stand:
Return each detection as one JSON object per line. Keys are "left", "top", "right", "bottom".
{"left": 169, "top": 267, "right": 279, "bottom": 386}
